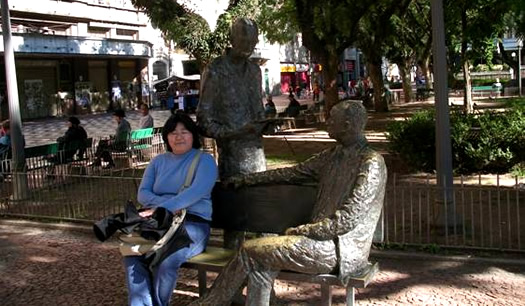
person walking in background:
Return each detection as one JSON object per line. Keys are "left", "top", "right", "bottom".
{"left": 167, "top": 83, "right": 177, "bottom": 114}
{"left": 138, "top": 104, "right": 154, "bottom": 129}
{"left": 313, "top": 83, "right": 320, "bottom": 102}
{"left": 176, "top": 91, "right": 185, "bottom": 112}
{"left": 295, "top": 84, "right": 301, "bottom": 99}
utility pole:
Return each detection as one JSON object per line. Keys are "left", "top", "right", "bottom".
{"left": 2, "top": 0, "right": 28, "bottom": 199}
{"left": 430, "top": 0, "right": 455, "bottom": 228}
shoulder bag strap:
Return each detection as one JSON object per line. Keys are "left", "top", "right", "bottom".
{"left": 181, "top": 150, "right": 202, "bottom": 192}
{"left": 146, "top": 150, "right": 202, "bottom": 256}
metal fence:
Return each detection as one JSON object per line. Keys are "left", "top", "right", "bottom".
{"left": 0, "top": 170, "right": 523, "bottom": 252}
{"left": 384, "top": 174, "right": 524, "bottom": 252}
{"left": 0, "top": 174, "right": 141, "bottom": 222}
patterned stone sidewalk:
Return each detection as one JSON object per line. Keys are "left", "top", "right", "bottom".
{"left": 1, "top": 220, "right": 524, "bottom": 306}
{"left": 21, "top": 109, "right": 174, "bottom": 148}
{"left": 19, "top": 93, "right": 313, "bottom": 148}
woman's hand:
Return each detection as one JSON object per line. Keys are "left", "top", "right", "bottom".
{"left": 139, "top": 209, "right": 155, "bottom": 218}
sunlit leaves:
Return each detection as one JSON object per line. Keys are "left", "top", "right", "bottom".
{"left": 131, "top": 0, "right": 259, "bottom": 68}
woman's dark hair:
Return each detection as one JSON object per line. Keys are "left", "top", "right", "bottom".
{"left": 161, "top": 112, "right": 201, "bottom": 152}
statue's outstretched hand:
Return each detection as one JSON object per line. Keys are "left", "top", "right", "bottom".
{"left": 221, "top": 176, "right": 244, "bottom": 190}
{"left": 285, "top": 224, "right": 309, "bottom": 236}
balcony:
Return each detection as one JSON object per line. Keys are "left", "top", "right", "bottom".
{"left": 1, "top": 33, "right": 152, "bottom": 58}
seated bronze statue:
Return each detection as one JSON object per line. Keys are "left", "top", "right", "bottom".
{"left": 190, "top": 100, "right": 387, "bottom": 305}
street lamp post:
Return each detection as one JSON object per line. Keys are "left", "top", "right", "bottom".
{"left": 518, "top": 39, "right": 522, "bottom": 97}
{"left": 2, "top": 0, "right": 28, "bottom": 199}
{"left": 430, "top": 0, "right": 455, "bottom": 228}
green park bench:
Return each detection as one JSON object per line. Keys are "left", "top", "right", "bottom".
{"left": 24, "top": 143, "right": 60, "bottom": 171}
{"left": 180, "top": 184, "right": 381, "bottom": 306}
{"left": 2, "top": 142, "right": 68, "bottom": 180}
{"left": 129, "top": 127, "right": 154, "bottom": 150}
{"left": 23, "top": 138, "right": 94, "bottom": 176}
{"left": 111, "top": 128, "right": 154, "bottom": 168}
{"left": 472, "top": 85, "right": 501, "bottom": 98}
{"left": 128, "top": 127, "right": 154, "bottom": 165}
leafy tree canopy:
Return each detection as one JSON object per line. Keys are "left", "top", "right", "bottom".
{"left": 445, "top": 0, "right": 514, "bottom": 72}
{"left": 132, "top": 0, "right": 259, "bottom": 68}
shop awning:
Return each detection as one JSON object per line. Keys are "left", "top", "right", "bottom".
{"left": 153, "top": 74, "right": 200, "bottom": 86}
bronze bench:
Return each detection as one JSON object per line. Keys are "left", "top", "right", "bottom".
{"left": 182, "top": 246, "right": 379, "bottom": 306}
{"left": 179, "top": 184, "right": 382, "bottom": 305}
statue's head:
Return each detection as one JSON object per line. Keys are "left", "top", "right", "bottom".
{"left": 327, "top": 101, "right": 367, "bottom": 145}
{"left": 230, "top": 18, "right": 258, "bottom": 59}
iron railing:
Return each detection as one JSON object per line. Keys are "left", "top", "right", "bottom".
{"left": 0, "top": 136, "right": 522, "bottom": 252}
{"left": 384, "top": 174, "right": 524, "bottom": 252}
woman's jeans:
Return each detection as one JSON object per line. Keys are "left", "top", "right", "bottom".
{"left": 123, "top": 221, "right": 210, "bottom": 306}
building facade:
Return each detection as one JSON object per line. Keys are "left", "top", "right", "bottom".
{"left": 0, "top": 0, "right": 157, "bottom": 120}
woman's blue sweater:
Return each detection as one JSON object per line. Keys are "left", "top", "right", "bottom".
{"left": 137, "top": 148, "right": 218, "bottom": 220}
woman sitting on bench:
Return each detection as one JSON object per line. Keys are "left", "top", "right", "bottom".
{"left": 124, "top": 113, "right": 218, "bottom": 306}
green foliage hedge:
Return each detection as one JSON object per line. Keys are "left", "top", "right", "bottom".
{"left": 386, "top": 104, "right": 525, "bottom": 174}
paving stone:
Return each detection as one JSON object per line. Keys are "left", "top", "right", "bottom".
{"left": 2, "top": 218, "right": 522, "bottom": 306}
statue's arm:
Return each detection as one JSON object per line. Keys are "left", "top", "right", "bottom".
{"left": 230, "top": 150, "right": 328, "bottom": 187}
{"left": 286, "top": 152, "right": 386, "bottom": 240}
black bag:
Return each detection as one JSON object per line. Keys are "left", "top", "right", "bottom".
{"left": 118, "top": 151, "right": 202, "bottom": 257}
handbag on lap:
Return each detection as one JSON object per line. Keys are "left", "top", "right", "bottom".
{"left": 118, "top": 151, "right": 202, "bottom": 257}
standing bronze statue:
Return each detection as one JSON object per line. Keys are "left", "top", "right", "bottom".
{"left": 197, "top": 18, "right": 268, "bottom": 250}
{"left": 197, "top": 18, "right": 267, "bottom": 179}
{"left": 191, "top": 101, "right": 387, "bottom": 306}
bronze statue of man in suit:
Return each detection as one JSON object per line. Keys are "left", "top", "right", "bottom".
{"left": 197, "top": 18, "right": 267, "bottom": 180}
{"left": 197, "top": 18, "right": 268, "bottom": 250}
{"left": 192, "top": 101, "right": 387, "bottom": 305}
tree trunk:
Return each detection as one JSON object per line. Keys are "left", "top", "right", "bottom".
{"left": 320, "top": 54, "right": 339, "bottom": 116}
{"left": 398, "top": 59, "right": 413, "bottom": 103}
{"left": 461, "top": 11, "right": 473, "bottom": 113}
{"left": 368, "top": 60, "right": 388, "bottom": 112}
{"left": 420, "top": 56, "right": 432, "bottom": 89}
{"left": 462, "top": 59, "right": 473, "bottom": 113}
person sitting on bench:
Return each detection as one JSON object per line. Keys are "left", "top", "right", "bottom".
{"left": 285, "top": 94, "right": 301, "bottom": 117}
{"left": 0, "top": 120, "right": 12, "bottom": 178}
{"left": 93, "top": 109, "right": 131, "bottom": 169}
{"left": 125, "top": 112, "right": 218, "bottom": 306}
{"left": 48, "top": 116, "right": 88, "bottom": 164}
{"left": 190, "top": 101, "right": 387, "bottom": 306}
